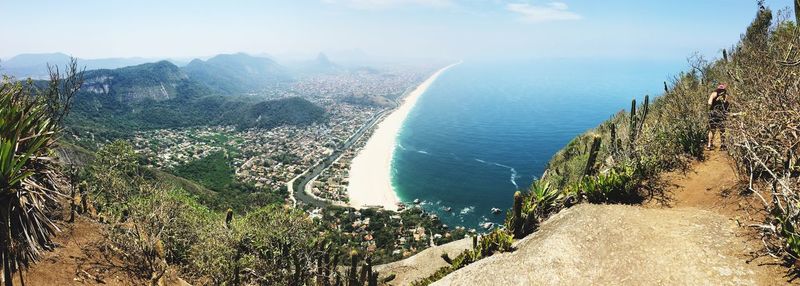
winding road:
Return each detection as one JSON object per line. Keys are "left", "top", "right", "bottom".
{"left": 289, "top": 101, "right": 397, "bottom": 208}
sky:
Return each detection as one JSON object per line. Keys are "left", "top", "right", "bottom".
{"left": 0, "top": 0, "right": 796, "bottom": 62}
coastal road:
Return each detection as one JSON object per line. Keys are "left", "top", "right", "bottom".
{"left": 290, "top": 102, "right": 397, "bottom": 208}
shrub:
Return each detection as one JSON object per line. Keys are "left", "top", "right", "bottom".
{"left": 411, "top": 229, "right": 513, "bottom": 286}
{"left": 572, "top": 165, "right": 637, "bottom": 204}
{"left": 0, "top": 59, "right": 82, "bottom": 284}
{"left": 723, "top": 9, "right": 800, "bottom": 263}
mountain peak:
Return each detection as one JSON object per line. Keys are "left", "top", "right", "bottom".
{"left": 316, "top": 53, "right": 331, "bottom": 64}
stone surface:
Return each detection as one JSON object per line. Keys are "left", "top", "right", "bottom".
{"left": 376, "top": 237, "right": 472, "bottom": 285}
{"left": 434, "top": 204, "right": 772, "bottom": 286}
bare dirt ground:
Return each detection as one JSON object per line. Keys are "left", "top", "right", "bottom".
{"left": 434, "top": 148, "right": 795, "bottom": 285}
{"left": 19, "top": 216, "right": 143, "bottom": 286}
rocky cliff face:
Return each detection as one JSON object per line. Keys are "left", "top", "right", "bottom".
{"left": 80, "top": 61, "right": 189, "bottom": 103}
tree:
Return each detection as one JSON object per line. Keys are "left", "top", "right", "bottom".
{"left": 0, "top": 59, "right": 83, "bottom": 285}
{"left": 742, "top": 2, "right": 772, "bottom": 52}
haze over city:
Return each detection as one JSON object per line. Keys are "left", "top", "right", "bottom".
{"left": 1, "top": 0, "right": 796, "bottom": 61}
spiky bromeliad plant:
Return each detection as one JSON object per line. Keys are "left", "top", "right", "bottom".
{"left": 0, "top": 60, "right": 82, "bottom": 285}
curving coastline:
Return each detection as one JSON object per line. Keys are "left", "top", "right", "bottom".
{"left": 347, "top": 62, "right": 461, "bottom": 211}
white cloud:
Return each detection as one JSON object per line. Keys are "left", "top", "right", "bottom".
{"left": 323, "top": 0, "right": 453, "bottom": 10}
{"left": 507, "top": 2, "right": 581, "bottom": 23}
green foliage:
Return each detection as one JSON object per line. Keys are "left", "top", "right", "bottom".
{"left": 86, "top": 140, "right": 143, "bottom": 218}
{"left": 742, "top": 4, "right": 773, "bottom": 51}
{"left": 61, "top": 60, "right": 324, "bottom": 144}
{"left": 411, "top": 230, "right": 513, "bottom": 286}
{"left": 0, "top": 59, "right": 83, "bottom": 285}
{"left": 508, "top": 181, "right": 564, "bottom": 238}
{"left": 67, "top": 93, "right": 327, "bottom": 145}
{"left": 571, "top": 165, "right": 637, "bottom": 204}
{"left": 777, "top": 209, "right": 800, "bottom": 259}
{"left": 172, "top": 152, "right": 234, "bottom": 191}
{"left": 183, "top": 53, "right": 291, "bottom": 94}
{"left": 110, "top": 185, "right": 218, "bottom": 282}
{"left": 0, "top": 80, "right": 60, "bottom": 283}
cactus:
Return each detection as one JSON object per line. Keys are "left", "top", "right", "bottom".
{"left": 663, "top": 81, "right": 668, "bottom": 93}
{"left": 722, "top": 49, "right": 728, "bottom": 62}
{"left": 628, "top": 98, "right": 637, "bottom": 151}
{"left": 359, "top": 259, "right": 369, "bottom": 285}
{"left": 639, "top": 95, "right": 649, "bottom": 139}
{"left": 583, "top": 136, "right": 602, "bottom": 177}
{"left": 472, "top": 235, "right": 477, "bottom": 250}
{"left": 441, "top": 253, "right": 453, "bottom": 264}
{"left": 368, "top": 270, "right": 378, "bottom": 286}
{"left": 627, "top": 96, "right": 649, "bottom": 158}
{"left": 511, "top": 191, "right": 524, "bottom": 238}
{"left": 363, "top": 257, "right": 373, "bottom": 285}
{"left": 382, "top": 274, "right": 396, "bottom": 283}
{"left": 793, "top": 0, "right": 800, "bottom": 26}
{"left": 225, "top": 208, "right": 233, "bottom": 228}
{"left": 609, "top": 124, "right": 617, "bottom": 154}
{"left": 348, "top": 250, "right": 359, "bottom": 286}
{"left": 330, "top": 250, "right": 340, "bottom": 285}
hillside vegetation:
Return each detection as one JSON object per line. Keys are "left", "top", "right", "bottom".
{"left": 64, "top": 59, "right": 326, "bottom": 144}
{"left": 411, "top": 3, "right": 800, "bottom": 284}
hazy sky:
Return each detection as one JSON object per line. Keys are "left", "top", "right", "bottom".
{"left": 1, "top": 0, "right": 796, "bottom": 61}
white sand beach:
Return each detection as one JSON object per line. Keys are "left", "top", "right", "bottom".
{"left": 347, "top": 62, "right": 460, "bottom": 210}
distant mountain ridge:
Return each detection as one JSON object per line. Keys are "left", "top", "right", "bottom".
{"left": 0, "top": 53, "right": 171, "bottom": 79}
{"left": 292, "top": 52, "right": 346, "bottom": 75}
{"left": 183, "top": 53, "right": 292, "bottom": 94}
{"left": 65, "top": 59, "right": 325, "bottom": 143}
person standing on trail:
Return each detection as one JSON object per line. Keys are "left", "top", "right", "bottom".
{"left": 707, "top": 83, "right": 729, "bottom": 150}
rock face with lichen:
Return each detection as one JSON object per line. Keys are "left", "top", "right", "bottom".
{"left": 81, "top": 60, "right": 190, "bottom": 103}
{"left": 434, "top": 204, "right": 762, "bottom": 286}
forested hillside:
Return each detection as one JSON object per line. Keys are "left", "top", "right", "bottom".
{"left": 183, "top": 53, "right": 292, "bottom": 94}
{"left": 63, "top": 60, "right": 325, "bottom": 144}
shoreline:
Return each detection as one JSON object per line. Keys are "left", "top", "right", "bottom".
{"left": 347, "top": 62, "right": 461, "bottom": 211}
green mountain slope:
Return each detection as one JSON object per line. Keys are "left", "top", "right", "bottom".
{"left": 183, "top": 53, "right": 292, "bottom": 94}
{"left": 65, "top": 60, "right": 325, "bottom": 143}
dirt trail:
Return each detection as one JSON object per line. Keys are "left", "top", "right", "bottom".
{"left": 434, "top": 149, "right": 793, "bottom": 285}
{"left": 19, "top": 216, "right": 142, "bottom": 286}
{"left": 652, "top": 149, "right": 748, "bottom": 215}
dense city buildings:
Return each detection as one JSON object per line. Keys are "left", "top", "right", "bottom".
{"left": 129, "top": 66, "right": 435, "bottom": 204}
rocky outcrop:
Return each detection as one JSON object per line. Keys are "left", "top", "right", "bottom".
{"left": 80, "top": 60, "right": 189, "bottom": 103}
{"left": 434, "top": 204, "right": 771, "bottom": 286}
{"left": 375, "top": 237, "right": 472, "bottom": 286}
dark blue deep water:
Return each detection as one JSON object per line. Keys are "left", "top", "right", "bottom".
{"left": 392, "top": 59, "right": 682, "bottom": 228}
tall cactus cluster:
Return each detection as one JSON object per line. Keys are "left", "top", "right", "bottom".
{"left": 413, "top": 231, "right": 513, "bottom": 285}
{"left": 795, "top": 0, "right": 799, "bottom": 25}
{"left": 310, "top": 248, "right": 379, "bottom": 286}
{"left": 222, "top": 210, "right": 381, "bottom": 286}
{"left": 626, "top": 95, "right": 649, "bottom": 160}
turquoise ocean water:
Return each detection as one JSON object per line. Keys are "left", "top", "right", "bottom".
{"left": 392, "top": 59, "right": 683, "bottom": 228}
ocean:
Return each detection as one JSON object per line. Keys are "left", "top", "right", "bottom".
{"left": 391, "top": 59, "right": 683, "bottom": 228}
